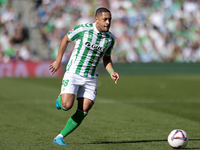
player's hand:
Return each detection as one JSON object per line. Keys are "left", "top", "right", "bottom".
{"left": 49, "top": 60, "right": 61, "bottom": 75}
{"left": 110, "top": 72, "right": 119, "bottom": 84}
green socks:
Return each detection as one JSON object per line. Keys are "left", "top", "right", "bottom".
{"left": 57, "top": 95, "right": 68, "bottom": 111}
{"left": 60, "top": 109, "right": 87, "bottom": 137}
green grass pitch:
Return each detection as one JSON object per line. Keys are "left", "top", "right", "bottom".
{"left": 0, "top": 75, "right": 200, "bottom": 150}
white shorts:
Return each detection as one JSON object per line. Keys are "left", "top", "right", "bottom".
{"left": 60, "top": 72, "right": 97, "bottom": 102}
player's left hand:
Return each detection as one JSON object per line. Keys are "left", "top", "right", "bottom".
{"left": 110, "top": 72, "right": 119, "bottom": 84}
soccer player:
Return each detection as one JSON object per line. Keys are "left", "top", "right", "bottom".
{"left": 49, "top": 7, "right": 119, "bottom": 145}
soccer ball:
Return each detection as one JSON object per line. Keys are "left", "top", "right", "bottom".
{"left": 168, "top": 129, "right": 188, "bottom": 149}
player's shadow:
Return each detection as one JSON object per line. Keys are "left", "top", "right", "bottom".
{"left": 88, "top": 138, "right": 200, "bottom": 149}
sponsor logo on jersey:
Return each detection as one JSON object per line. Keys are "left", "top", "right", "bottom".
{"left": 68, "top": 29, "right": 74, "bottom": 34}
{"left": 85, "top": 42, "right": 105, "bottom": 51}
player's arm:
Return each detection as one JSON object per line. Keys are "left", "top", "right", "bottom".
{"left": 49, "top": 34, "right": 71, "bottom": 75}
{"left": 103, "top": 54, "right": 119, "bottom": 84}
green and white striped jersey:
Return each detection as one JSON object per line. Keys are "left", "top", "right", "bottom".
{"left": 66, "top": 22, "right": 115, "bottom": 78}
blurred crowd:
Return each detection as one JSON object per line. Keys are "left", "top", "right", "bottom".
{"left": 0, "top": 0, "right": 32, "bottom": 62}
{"left": 1, "top": 0, "right": 200, "bottom": 63}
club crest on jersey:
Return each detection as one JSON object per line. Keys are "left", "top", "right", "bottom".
{"left": 105, "top": 39, "right": 109, "bottom": 45}
{"left": 85, "top": 42, "right": 105, "bottom": 51}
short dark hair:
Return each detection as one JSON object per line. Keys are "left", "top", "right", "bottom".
{"left": 95, "top": 7, "right": 111, "bottom": 17}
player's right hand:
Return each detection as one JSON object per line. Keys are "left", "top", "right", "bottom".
{"left": 49, "top": 60, "right": 61, "bottom": 75}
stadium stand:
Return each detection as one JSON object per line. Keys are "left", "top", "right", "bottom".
{"left": 1, "top": 0, "right": 200, "bottom": 63}
{"left": 0, "top": 0, "right": 33, "bottom": 62}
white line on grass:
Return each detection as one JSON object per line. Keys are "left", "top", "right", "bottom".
{"left": 1, "top": 99, "right": 200, "bottom": 104}
{"left": 96, "top": 98, "right": 200, "bottom": 104}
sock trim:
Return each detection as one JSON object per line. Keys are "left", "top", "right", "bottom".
{"left": 57, "top": 134, "right": 63, "bottom": 138}
{"left": 77, "top": 109, "right": 88, "bottom": 115}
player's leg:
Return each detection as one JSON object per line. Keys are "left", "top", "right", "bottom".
{"left": 53, "top": 98, "right": 93, "bottom": 145}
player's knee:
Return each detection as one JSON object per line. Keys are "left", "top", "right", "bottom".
{"left": 61, "top": 101, "right": 73, "bottom": 110}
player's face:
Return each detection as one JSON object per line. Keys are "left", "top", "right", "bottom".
{"left": 96, "top": 12, "right": 111, "bottom": 32}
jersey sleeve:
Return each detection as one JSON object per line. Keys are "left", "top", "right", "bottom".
{"left": 105, "top": 36, "right": 115, "bottom": 55}
{"left": 67, "top": 25, "right": 85, "bottom": 41}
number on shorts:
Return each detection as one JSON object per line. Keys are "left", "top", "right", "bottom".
{"left": 62, "top": 79, "right": 69, "bottom": 87}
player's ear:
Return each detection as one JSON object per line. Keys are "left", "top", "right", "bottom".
{"left": 95, "top": 17, "right": 98, "bottom": 22}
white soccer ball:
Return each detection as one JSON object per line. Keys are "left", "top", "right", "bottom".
{"left": 168, "top": 129, "right": 188, "bottom": 149}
